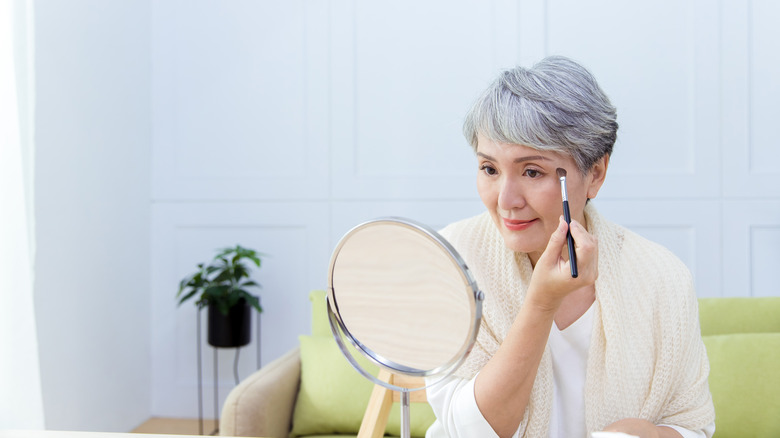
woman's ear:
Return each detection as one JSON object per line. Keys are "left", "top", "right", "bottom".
{"left": 586, "top": 154, "right": 609, "bottom": 199}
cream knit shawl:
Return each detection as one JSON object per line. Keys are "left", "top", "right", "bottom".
{"left": 440, "top": 204, "right": 715, "bottom": 437}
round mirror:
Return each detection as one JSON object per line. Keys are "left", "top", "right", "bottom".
{"left": 327, "top": 217, "right": 483, "bottom": 387}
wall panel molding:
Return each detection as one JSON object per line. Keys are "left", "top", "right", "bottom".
{"left": 520, "top": 0, "right": 721, "bottom": 199}
{"left": 150, "top": 202, "right": 330, "bottom": 416}
{"left": 721, "top": 0, "right": 780, "bottom": 198}
{"left": 151, "top": 0, "right": 329, "bottom": 201}
{"left": 723, "top": 200, "right": 780, "bottom": 297}
{"left": 330, "top": 0, "right": 518, "bottom": 200}
{"left": 330, "top": 200, "right": 486, "bottom": 250}
{"left": 594, "top": 200, "right": 722, "bottom": 297}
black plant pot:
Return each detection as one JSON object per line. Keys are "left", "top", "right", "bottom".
{"left": 207, "top": 298, "right": 251, "bottom": 348}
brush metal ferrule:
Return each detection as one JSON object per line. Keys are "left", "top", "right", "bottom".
{"left": 559, "top": 177, "right": 568, "bottom": 202}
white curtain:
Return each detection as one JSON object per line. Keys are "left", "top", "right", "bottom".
{"left": 0, "top": 0, "right": 44, "bottom": 430}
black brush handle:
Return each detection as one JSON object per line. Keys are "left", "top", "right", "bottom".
{"left": 562, "top": 200, "right": 578, "bottom": 278}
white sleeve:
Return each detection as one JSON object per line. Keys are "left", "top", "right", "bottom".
{"left": 425, "top": 374, "right": 501, "bottom": 438}
{"left": 660, "top": 421, "right": 715, "bottom": 438}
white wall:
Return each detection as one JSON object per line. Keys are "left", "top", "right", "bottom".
{"left": 147, "top": 0, "right": 780, "bottom": 419}
{"left": 33, "top": 0, "right": 151, "bottom": 432}
{"left": 29, "top": 0, "right": 780, "bottom": 430}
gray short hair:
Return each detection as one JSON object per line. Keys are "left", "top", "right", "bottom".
{"left": 463, "top": 56, "right": 618, "bottom": 173}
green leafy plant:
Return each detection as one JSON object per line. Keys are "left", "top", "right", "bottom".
{"left": 177, "top": 245, "right": 264, "bottom": 316}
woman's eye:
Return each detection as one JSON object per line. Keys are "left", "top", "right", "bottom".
{"left": 524, "top": 169, "right": 542, "bottom": 178}
{"left": 480, "top": 165, "right": 497, "bottom": 176}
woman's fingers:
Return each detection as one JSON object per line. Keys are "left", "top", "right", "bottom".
{"left": 537, "top": 216, "right": 568, "bottom": 268}
{"left": 528, "top": 217, "right": 599, "bottom": 308}
{"left": 569, "top": 219, "right": 598, "bottom": 282}
{"left": 569, "top": 220, "right": 594, "bottom": 255}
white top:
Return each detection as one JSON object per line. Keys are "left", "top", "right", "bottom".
{"left": 547, "top": 304, "right": 594, "bottom": 437}
{"left": 425, "top": 302, "right": 715, "bottom": 438}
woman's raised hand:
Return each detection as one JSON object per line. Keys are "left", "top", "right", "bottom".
{"left": 526, "top": 216, "right": 599, "bottom": 311}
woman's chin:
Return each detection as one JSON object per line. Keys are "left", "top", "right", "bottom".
{"left": 500, "top": 235, "right": 544, "bottom": 256}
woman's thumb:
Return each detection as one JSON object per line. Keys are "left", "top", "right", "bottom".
{"left": 539, "top": 216, "right": 568, "bottom": 265}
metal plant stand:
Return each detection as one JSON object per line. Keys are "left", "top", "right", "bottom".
{"left": 196, "top": 301, "right": 261, "bottom": 436}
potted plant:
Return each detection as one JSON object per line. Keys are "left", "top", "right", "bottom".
{"left": 177, "top": 245, "right": 264, "bottom": 348}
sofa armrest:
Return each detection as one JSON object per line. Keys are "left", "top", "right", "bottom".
{"left": 220, "top": 347, "right": 301, "bottom": 438}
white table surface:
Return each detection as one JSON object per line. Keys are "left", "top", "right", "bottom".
{"left": 0, "top": 431, "right": 229, "bottom": 438}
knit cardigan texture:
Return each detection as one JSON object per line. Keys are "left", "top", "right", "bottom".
{"left": 438, "top": 204, "right": 715, "bottom": 437}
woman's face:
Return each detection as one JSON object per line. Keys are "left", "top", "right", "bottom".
{"left": 476, "top": 134, "right": 607, "bottom": 264}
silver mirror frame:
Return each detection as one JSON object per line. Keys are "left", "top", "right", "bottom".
{"left": 327, "top": 217, "right": 484, "bottom": 393}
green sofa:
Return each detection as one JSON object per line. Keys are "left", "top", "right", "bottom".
{"left": 698, "top": 297, "right": 780, "bottom": 437}
{"left": 220, "top": 292, "right": 780, "bottom": 438}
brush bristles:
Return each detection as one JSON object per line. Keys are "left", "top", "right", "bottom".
{"left": 556, "top": 168, "right": 567, "bottom": 179}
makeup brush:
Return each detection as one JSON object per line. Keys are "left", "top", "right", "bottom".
{"left": 556, "top": 168, "right": 578, "bottom": 278}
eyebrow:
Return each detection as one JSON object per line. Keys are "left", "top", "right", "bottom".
{"left": 477, "top": 152, "right": 552, "bottom": 164}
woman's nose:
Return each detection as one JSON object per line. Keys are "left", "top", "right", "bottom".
{"left": 497, "top": 177, "right": 525, "bottom": 211}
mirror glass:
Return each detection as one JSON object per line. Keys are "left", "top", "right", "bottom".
{"left": 328, "top": 218, "right": 482, "bottom": 377}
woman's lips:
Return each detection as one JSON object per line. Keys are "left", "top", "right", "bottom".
{"left": 502, "top": 218, "right": 537, "bottom": 231}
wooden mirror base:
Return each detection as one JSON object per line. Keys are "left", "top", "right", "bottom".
{"left": 358, "top": 369, "right": 427, "bottom": 438}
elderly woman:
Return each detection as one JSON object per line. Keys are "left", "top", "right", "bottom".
{"left": 425, "top": 57, "right": 715, "bottom": 438}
